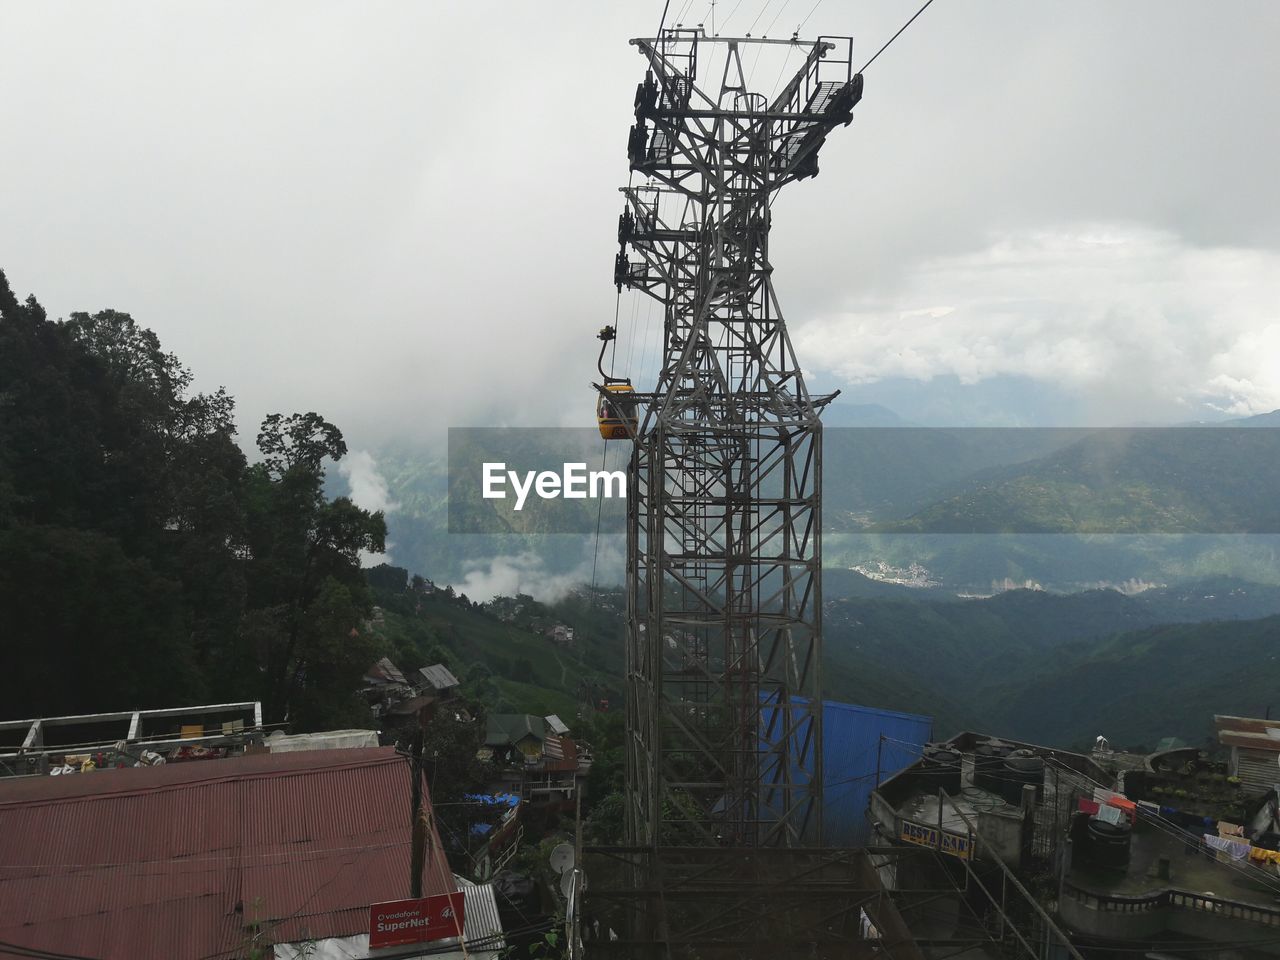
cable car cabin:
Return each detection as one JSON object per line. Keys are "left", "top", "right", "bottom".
{"left": 597, "top": 383, "right": 638, "bottom": 440}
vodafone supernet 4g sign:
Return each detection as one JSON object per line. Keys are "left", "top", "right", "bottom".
{"left": 369, "top": 891, "right": 466, "bottom": 949}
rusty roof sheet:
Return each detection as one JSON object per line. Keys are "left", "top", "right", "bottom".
{"left": 0, "top": 747, "right": 454, "bottom": 960}
{"left": 365, "top": 657, "right": 408, "bottom": 686}
{"left": 542, "top": 735, "right": 579, "bottom": 772}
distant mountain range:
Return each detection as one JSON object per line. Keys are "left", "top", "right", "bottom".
{"left": 350, "top": 407, "right": 1280, "bottom": 592}
{"left": 881, "top": 426, "right": 1280, "bottom": 534}
{"left": 818, "top": 572, "right": 1280, "bottom": 748}
{"left": 991, "top": 615, "right": 1280, "bottom": 749}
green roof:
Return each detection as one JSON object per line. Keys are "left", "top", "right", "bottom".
{"left": 485, "top": 714, "right": 546, "bottom": 747}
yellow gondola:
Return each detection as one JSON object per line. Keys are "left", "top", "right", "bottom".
{"left": 597, "top": 382, "right": 638, "bottom": 440}
{"left": 594, "top": 323, "right": 639, "bottom": 439}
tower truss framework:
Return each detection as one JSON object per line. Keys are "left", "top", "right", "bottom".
{"left": 612, "top": 27, "right": 864, "bottom": 852}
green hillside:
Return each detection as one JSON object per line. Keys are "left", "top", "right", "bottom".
{"left": 370, "top": 555, "right": 1280, "bottom": 753}
{"left": 886, "top": 427, "right": 1280, "bottom": 534}
{"left": 819, "top": 577, "right": 1280, "bottom": 742}
{"left": 366, "top": 565, "right": 625, "bottom": 721}
{"left": 989, "top": 616, "right": 1280, "bottom": 750}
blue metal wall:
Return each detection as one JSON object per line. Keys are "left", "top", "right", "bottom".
{"left": 820, "top": 699, "right": 932, "bottom": 846}
{"left": 761, "top": 695, "right": 932, "bottom": 846}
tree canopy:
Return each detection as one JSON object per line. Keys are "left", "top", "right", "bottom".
{"left": 0, "top": 268, "right": 385, "bottom": 728}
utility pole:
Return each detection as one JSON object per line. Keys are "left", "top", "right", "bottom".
{"left": 409, "top": 729, "right": 425, "bottom": 898}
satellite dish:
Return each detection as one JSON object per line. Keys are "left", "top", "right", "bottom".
{"left": 560, "top": 868, "right": 576, "bottom": 900}
{"left": 550, "top": 843, "right": 576, "bottom": 875}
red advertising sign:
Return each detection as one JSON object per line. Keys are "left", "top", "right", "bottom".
{"left": 369, "top": 891, "right": 466, "bottom": 949}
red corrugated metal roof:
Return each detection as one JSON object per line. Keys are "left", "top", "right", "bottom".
{"left": 542, "top": 735, "right": 579, "bottom": 772}
{"left": 0, "top": 747, "right": 454, "bottom": 960}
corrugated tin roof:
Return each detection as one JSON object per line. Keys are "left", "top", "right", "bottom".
{"left": 1221, "top": 732, "right": 1280, "bottom": 753}
{"left": 544, "top": 714, "right": 569, "bottom": 736}
{"left": 485, "top": 714, "right": 546, "bottom": 747}
{"left": 1215, "top": 715, "right": 1280, "bottom": 735}
{"left": 1217, "top": 715, "right": 1280, "bottom": 754}
{"left": 419, "top": 663, "right": 460, "bottom": 691}
{"left": 366, "top": 657, "right": 408, "bottom": 686}
{"left": 0, "top": 747, "right": 454, "bottom": 960}
{"left": 542, "top": 735, "right": 579, "bottom": 772}
{"left": 455, "top": 876, "right": 506, "bottom": 958}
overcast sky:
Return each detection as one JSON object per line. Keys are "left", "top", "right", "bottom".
{"left": 3, "top": 0, "right": 1279, "bottom": 445}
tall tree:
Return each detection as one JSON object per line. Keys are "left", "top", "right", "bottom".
{"left": 243, "top": 412, "right": 386, "bottom": 721}
{"left": 0, "top": 269, "right": 387, "bottom": 728}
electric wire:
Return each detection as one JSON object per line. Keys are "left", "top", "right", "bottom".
{"left": 746, "top": 0, "right": 773, "bottom": 36}
{"left": 759, "top": 0, "right": 795, "bottom": 39}
{"left": 588, "top": 196, "right": 631, "bottom": 609}
{"left": 795, "top": 0, "right": 824, "bottom": 32}
{"left": 859, "top": 0, "right": 940, "bottom": 74}
{"left": 720, "top": 0, "right": 748, "bottom": 35}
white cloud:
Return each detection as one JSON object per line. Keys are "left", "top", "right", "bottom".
{"left": 338, "top": 450, "right": 398, "bottom": 567}
{"left": 450, "top": 536, "right": 625, "bottom": 604}
{"left": 450, "top": 552, "right": 581, "bottom": 605}
{"left": 338, "top": 450, "right": 398, "bottom": 514}
{"left": 793, "top": 226, "right": 1280, "bottom": 422}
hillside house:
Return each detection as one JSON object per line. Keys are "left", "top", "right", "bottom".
{"left": 484, "top": 714, "right": 547, "bottom": 764}
{"left": 545, "top": 623, "right": 574, "bottom": 645}
{"left": 1215, "top": 714, "right": 1280, "bottom": 794}
{"left": 361, "top": 657, "right": 412, "bottom": 716}
{"left": 417, "top": 663, "right": 461, "bottom": 699}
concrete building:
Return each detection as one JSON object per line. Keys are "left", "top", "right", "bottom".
{"left": 871, "top": 728, "right": 1280, "bottom": 958}
{"left": 1216, "top": 714, "right": 1280, "bottom": 795}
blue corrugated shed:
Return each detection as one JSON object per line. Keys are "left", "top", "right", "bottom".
{"left": 761, "top": 695, "right": 932, "bottom": 846}
{"left": 821, "top": 699, "right": 931, "bottom": 845}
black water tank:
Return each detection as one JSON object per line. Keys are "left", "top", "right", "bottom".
{"left": 920, "top": 744, "right": 963, "bottom": 795}
{"left": 999, "top": 749, "right": 1045, "bottom": 806}
{"left": 1084, "top": 818, "right": 1132, "bottom": 870}
{"left": 972, "top": 738, "right": 1013, "bottom": 795}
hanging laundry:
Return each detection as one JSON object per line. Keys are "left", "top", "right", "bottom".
{"left": 1204, "top": 834, "right": 1250, "bottom": 860}
{"left": 1097, "top": 804, "right": 1125, "bottom": 826}
{"left": 1248, "top": 846, "right": 1280, "bottom": 865}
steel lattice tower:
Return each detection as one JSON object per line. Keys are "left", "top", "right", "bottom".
{"left": 612, "top": 28, "right": 864, "bottom": 851}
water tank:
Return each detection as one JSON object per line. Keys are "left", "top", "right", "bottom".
{"left": 999, "top": 749, "right": 1045, "bottom": 806}
{"left": 1084, "top": 818, "right": 1132, "bottom": 870}
{"left": 972, "top": 738, "right": 1013, "bottom": 795}
{"left": 919, "top": 744, "right": 963, "bottom": 795}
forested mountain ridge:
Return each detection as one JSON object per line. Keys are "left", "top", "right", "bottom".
{"left": 884, "top": 425, "right": 1280, "bottom": 534}
{"left": 820, "top": 576, "right": 1280, "bottom": 746}
{"left": 988, "top": 615, "right": 1280, "bottom": 749}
